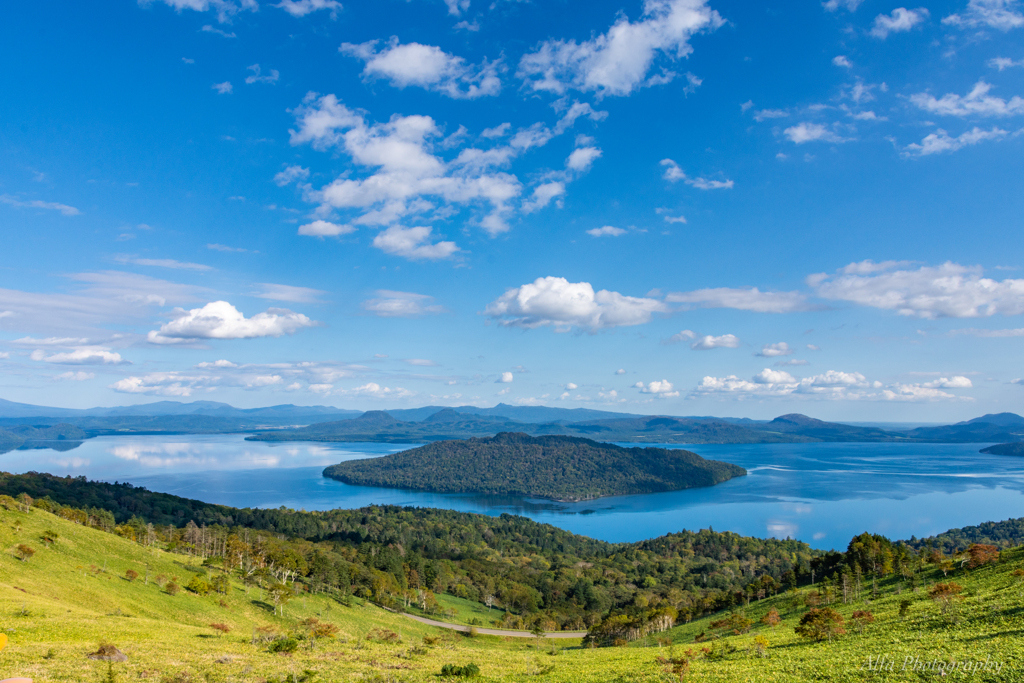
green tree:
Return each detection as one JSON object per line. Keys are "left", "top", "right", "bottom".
{"left": 794, "top": 608, "right": 846, "bottom": 643}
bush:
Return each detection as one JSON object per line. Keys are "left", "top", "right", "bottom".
{"left": 210, "top": 623, "right": 231, "bottom": 635}
{"left": 794, "top": 608, "right": 846, "bottom": 643}
{"left": 366, "top": 628, "right": 401, "bottom": 643}
{"left": 125, "top": 569, "right": 139, "bottom": 582}
{"left": 761, "top": 608, "right": 781, "bottom": 627}
{"left": 850, "top": 610, "right": 874, "bottom": 633}
{"left": 440, "top": 663, "right": 480, "bottom": 678}
{"left": 269, "top": 637, "right": 299, "bottom": 653}
{"left": 15, "top": 544, "right": 35, "bottom": 562}
{"left": 165, "top": 582, "right": 181, "bottom": 596}
{"left": 186, "top": 575, "right": 211, "bottom": 596}
{"left": 899, "top": 599, "right": 912, "bottom": 617}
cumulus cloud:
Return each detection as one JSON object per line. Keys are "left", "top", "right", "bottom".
{"left": 616, "top": 368, "right": 626, "bottom": 375}
{"left": 989, "top": 57, "right": 1024, "bottom": 70}
{"left": 289, "top": 93, "right": 526, "bottom": 236}
{"left": 567, "top": 146, "right": 603, "bottom": 172}
{"left": 870, "top": 8, "right": 929, "bottom": 38}
{"left": 833, "top": 55, "right": 853, "bottom": 68}
{"left": 298, "top": 220, "right": 356, "bottom": 237}
{"left": 910, "top": 81, "right": 1024, "bottom": 117}
{"left": 372, "top": 225, "right": 459, "bottom": 260}
{"left": 784, "top": 123, "right": 851, "bottom": 144}
{"left": 245, "top": 64, "right": 279, "bottom": 85}
{"left": 943, "top": 0, "right": 1024, "bottom": 31}
{"left": 142, "top": 0, "right": 257, "bottom": 24}
{"left": 757, "top": 342, "right": 793, "bottom": 357}
{"left": 810, "top": 261, "right": 1024, "bottom": 318}
{"left": 31, "top": 346, "right": 128, "bottom": 365}
{"left": 110, "top": 372, "right": 218, "bottom": 397}
{"left": 660, "top": 159, "right": 734, "bottom": 189}
{"left": 497, "top": 371, "right": 514, "bottom": 383}
{"left": 694, "top": 368, "right": 965, "bottom": 402}
{"left": 634, "top": 379, "right": 679, "bottom": 398}
{"left": 147, "top": 301, "right": 317, "bottom": 343}
{"left": 0, "top": 194, "right": 80, "bottom": 216}
{"left": 274, "top": 0, "right": 342, "bottom": 18}
{"left": 753, "top": 368, "right": 797, "bottom": 384}
{"left": 335, "top": 382, "right": 413, "bottom": 399}
{"left": 517, "top": 0, "right": 723, "bottom": 97}
{"left": 341, "top": 38, "right": 501, "bottom": 99}
{"left": 690, "top": 334, "right": 740, "bottom": 350}
{"left": 665, "top": 329, "right": 696, "bottom": 344}
{"left": 274, "top": 165, "right": 310, "bottom": 186}
{"left": 485, "top": 276, "right": 667, "bottom": 331}
{"left": 823, "top": 0, "right": 865, "bottom": 11}
{"left": 521, "top": 182, "right": 566, "bottom": 213}
{"left": 901, "top": 127, "right": 1008, "bottom": 156}
{"left": 251, "top": 283, "right": 328, "bottom": 304}
{"left": 362, "top": 290, "right": 444, "bottom": 317}
{"left": 587, "top": 225, "right": 626, "bottom": 237}
{"left": 55, "top": 371, "right": 94, "bottom": 381}
{"left": 665, "top": 287, "right": 808, "bottom": 313}
{"left": 212, "top": 81, "right": 233, "bottom": 94}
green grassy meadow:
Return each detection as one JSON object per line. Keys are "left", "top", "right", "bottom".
{"left": 2, "top": 505, "right": 1023, "bottom": 682}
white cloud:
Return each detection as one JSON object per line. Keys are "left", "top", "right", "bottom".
{"left": 870, "top": 8, "right": 929, "bottom": 38}
{"left": 660, "top": 159, "right": 734, "bottom": 189}
{"left": 665, "top": 287, "right": 808, "bottom": 313}
{"left": 335, "top": 382, "right": 413, "bottom": 399}
{"left": 309, "top": 383, "right": 333, "bottom": 394}
{"left": 517, "top": 0, "right": 723, "bottom": 97}
{"left": 776, "top": 359, "right": 810, "bottom": 367}
{"left": 586, "top": 225, "right": 626, "bottom": 237}
{"left": 298, "top": 220, "right": 356, "bottom": 237}
{"left": 754, "top": 368, "right": 797, "bottom": 384}
{"left": 372, "top": 225, "right": 459, "bottom": 260}
{"left": 521, "top": 182, "right": 566, "bottom": 213}
{"left": 690, "top": 334, "right": 740, "bottom": 350}
{"left": 833, "top": 55, "right": 853, "bottom": 68}
{"left": 901, "top": 126, "right": 1008, "bottom": 156}
{"left": 757, "top": 342, "right": 793, "bottom": 357}
{"left": 565, "top": 382, "right": 578, "bottom": 390}
{"left": 341, "top": 38, "right": 501, "bottom": 99}
{"left": 922, "top": 376, "right": 973, "bottom": 388}
{"left": 485, "top": 276, "right": 667, "bottom": 331}
{"left": 910, "top": 81, "right": 1024, "bottom": 117}
{"left": 147, "top": 301, "right": 317, "bottom": 343}
{"left": 0, "top": 194, "right": 80, "bottom": 216}
{"left": 251, "top": 283, "right": 328, "bottom": 304}
{"left": 274, "top": 0, "right": 342, "bottom": 18}
{"left": 567, "top": 146, "right": 602, "bottom": 171}
{"left": 666, "top": 329, "right": 696, "bottom": 344}
{"left": 481, "top": 123, "right": 511, "bottom": 139}
{"left": 31, "top": 346, "right": 128, "bottom": 365}
{"left": 143, "top": 0, "right": 257, "bottom": 24}
{"left": 201, "top": 25, "right": 236, "bottom": 38}
{"left": 110, "top": 372, "right": 217, "bottom": 397}
{"left": 12, "top": 336, "right": 91, "bottom": 346}
{"left": 823, "top": 0, "right": 864, "bottom": 11}
{"left": 497, "top": 371, "right": 514, "bottom": 383}
{"left": 807, "top": 344, "right": 821, "bottom": 351}
{"left": 634, "top": 379, "right": 679, "bottom": 398}
{"left": 212, "top": 81, "right": 233, "bottom": 94}
{"left": 195, "top": 359, "right": 238, "bottom": 368}
{"left": 811, "top": 261, "right": 1024, "bottom": 318}
{"left": 274, "top": 165, "right": 310, "bottom": 186}
{"left": 207, "top": 243, "right": 248, "bottom": 252}
{"left": 113, "top": 255, "right": 213, "bottom": 271}
{"left": 783, "top": 123, "right": 850, "bottom": 144}
{"left": 245, "top": 64, "right": 279, "bottom": 85}
{"left": 989, "top": 57, "right": 1024, "bottom": 70}
{"left": 753, "top": 109, "right": 789, "bottom": 122}
{"left": 615, "top": 368, "right": 626, "bottom": 375}
{"left": 943, "top": 0, "right": 1024, "bottom": 31}
{"left": 362, "top": 290, "right": 444, "bottom": 317}
{"left": 289, "top": 93, "right": 523, "bottom": 236}
{"left": 55, "top": 371, "right": 94, "bottom": 381}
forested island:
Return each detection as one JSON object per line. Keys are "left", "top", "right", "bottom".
{"left": 322, "top": 432, "right": 746, "bottom": 501}
{"left": 979, "top": 442, "right": 1024, "bottom": 456}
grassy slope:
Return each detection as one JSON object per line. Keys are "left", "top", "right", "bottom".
{"left": 2, "top": 506, "right": 1023, "bottom": 682}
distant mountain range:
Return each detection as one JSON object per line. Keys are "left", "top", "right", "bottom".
{"left": 1, "top": 397, "right": 1023, "bottom": 447}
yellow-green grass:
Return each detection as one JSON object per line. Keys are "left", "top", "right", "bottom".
{"left": 405, "top": 592, "right": 509, "bottom": 628}
{"left": 2, "top": 505, "right": 1024, "bottom": 682}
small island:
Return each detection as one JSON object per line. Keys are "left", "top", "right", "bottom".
{"left": 322, "top": 432, "right": 746, "bottom": 502}
{"left": 979, "top": 442, "right": 1024, "bottom": 456}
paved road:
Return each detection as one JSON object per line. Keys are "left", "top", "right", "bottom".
{"left": 400, "top": 613, "right": 587, "bottom": 639}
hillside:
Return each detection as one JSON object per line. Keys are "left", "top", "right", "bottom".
{"left": 979, "top": 442, "right": 1024, "bottom": 456}
{"left": 2, "top": 485, "right": 1024, "bottom": 681}
{"left": 322, "top": 432, "right": 746, "bottom": 501}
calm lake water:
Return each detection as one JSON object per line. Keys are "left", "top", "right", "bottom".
{"left": 4, "top": 434, "right": 1023, "bottom": 550}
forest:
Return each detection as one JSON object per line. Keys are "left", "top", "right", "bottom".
{"left": 322, "top": 432, "right": 746, "bottom": 500}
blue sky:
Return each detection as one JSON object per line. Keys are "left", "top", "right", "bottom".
{"left": 1, "top": 0, "right": 1023, "bottom": 421}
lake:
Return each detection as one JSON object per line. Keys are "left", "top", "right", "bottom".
{"left": 3, "top": 434, "right": 1023, "bottom": 550}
